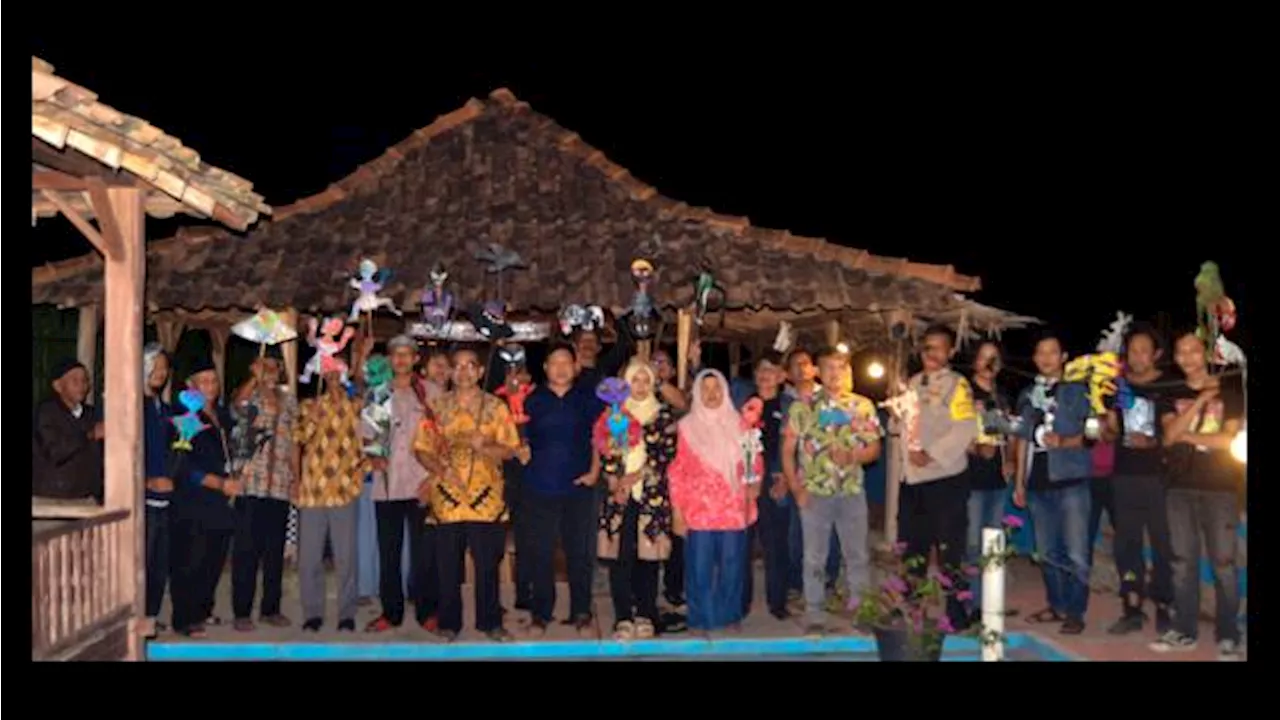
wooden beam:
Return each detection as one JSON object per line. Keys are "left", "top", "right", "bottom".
{"left": 209, "top": 325, "right": 230, "bottom": 396}
{"left": 77, "top": 304, "right": 101, "bottom": 389}
{"left": 40, "top": 189, "right": 109, "bottom": 256}
{"left": 676, "top": 309, "right": 692, "bottom": 392}
{"left": 825, "top": 319, "right": 841, "bottom": 348}
{"left": 281, "top": 308, "right": 300, "bottom": 398}
{"left": 32, "top": 138, "right": 137, "bottom": 184}
{"left": 729, "top": 342, "right": 742, "bottom": 379}
{"left": 100, "top": 187, "right": 145, "bottom": 661}
{"left": 32, "top": 168, "right": 90, "bottom": 191}
{"left": 87, "top": 179, "right": 125, "bottom": 259}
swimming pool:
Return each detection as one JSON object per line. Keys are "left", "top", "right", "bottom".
{"left": 148, "top": 633, "right": 1078, "bottom": 661}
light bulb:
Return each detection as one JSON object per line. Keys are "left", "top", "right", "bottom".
{"left": 1231, "top": 429, "right": 1247, "bottom": 464}
{"left": 867, "top": 361, "right": 886, "bottom": 380}
{"left": 836, "top": 342, "right": 850, "bottom": 355}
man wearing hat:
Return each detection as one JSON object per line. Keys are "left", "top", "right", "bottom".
{"left": 170, "top": 356, "right": 241, "bottom": 638}
{"left": 228, "top": 344, "right": 299, "bottom": 632}
{"left": 33, "top": 358, "right": 104, "bottom": 502}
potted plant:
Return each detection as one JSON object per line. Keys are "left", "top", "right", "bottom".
{"left": 855, "top": 515, "right": 1023, "bottom": 662}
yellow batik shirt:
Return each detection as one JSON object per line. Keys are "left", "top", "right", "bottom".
{"left": 413, "top": 392, "right": 519, "bottom": 525}
{"left": 293, "top": 394, "right": 370, "bottom": 508}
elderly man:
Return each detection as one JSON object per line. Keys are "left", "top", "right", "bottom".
{"left": 33, "top": 358, "right": 104, "bottom": 503}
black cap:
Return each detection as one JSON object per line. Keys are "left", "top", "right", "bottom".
{"left": 187, "top": 356, "right": 217, "bottom": 378}
{"left": 263, "top": 344, "right": 285, "bottom": 361}
{"left": 50, "top": 357, "right": 86, "bottom": 382}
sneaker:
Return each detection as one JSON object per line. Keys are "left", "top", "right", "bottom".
{"left": 1155, "top": 605, "right": 1173, "bottom": 635}
{"left": 1217, "top": 639, "right": 1243, "bottom": 662}
{"left": 233, "top": 618, "right": 256, "bottom": 633}
{"left": 1106, "top": 612, "right": 1146, "bottom": 636}
{"left": 337, "top": 619, "right": 356, "bottom": 632}
{"left": 769, "top": 608, "right": 791, "bottom": 621}
{"left": 301, "top": 618, "right": 323, "bottom": 632}
{"left": 364, "top": 616, "right": 398, "bottom": 633}
{"left": 1149, "top": 630, "right": 1197, "bottom": 653}
{"left": 261, "top": 614, "right": 292, "bottom": 628}
{"left": 420, "top": 615, "right": 439, "bottom": 633}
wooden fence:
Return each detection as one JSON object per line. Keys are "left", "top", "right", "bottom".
{"left": 32, "top": 510, "right": 133, "bottom": 660}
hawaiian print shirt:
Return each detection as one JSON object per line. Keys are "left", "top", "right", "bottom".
{"left": 293, "top": 393, "right": 370, "bottom": 508}
{"left": 785, "top": 387, "right": 882, "bottom": 497}
{"left": 231, "top": 389, "right": 299, "bottom": 502}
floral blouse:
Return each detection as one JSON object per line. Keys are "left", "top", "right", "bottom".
{"left": 597, "top": 403, "right": 678, "bottom": 560}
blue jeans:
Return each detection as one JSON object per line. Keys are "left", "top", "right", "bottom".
{"left": 1028, "top": 481, "right": 1092, "bottom": 619}
{"left": 787, "top": 502, "right": 841, "bottom": 592}
{"left": 965, "top": 487, "right": 1008, "bottom": 612}
{"left": 356, "top": 479, "right": 380, "bottom": 598}
{"left": 686, "top": 530, "right": 748, "bottom": 631}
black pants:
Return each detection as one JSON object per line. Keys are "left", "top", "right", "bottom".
{"left": 899, "top": 475, "right": 970, "bottom": 625}
{"left": 756, "top": 495, "right": 791, "bottom": 615}
{"left": 524, "top": 487, "right": 598, "bottom": 623}
{"left": 376, "top": 499, "right": 438, "bottom": 625}
{"left": 1088, "top": 476, "right": 1116, "bottom": 570}
{"left": 504, "top": 459, "right": 533, "bottom": 607}
{"left": 1111, "top": 474, "right": 1174, "bottom": 611}
{"left": 170, "top": 512, "right": 232, "bottom": 632}
{"left": 437, "top": 522, "right": 506, "bottom": 633}
{"left": 608, "top": 501, "right": 661, "bottom": 623}
{"left": 230, "top": 496, "right": 289, "bottom": 619}
{"left": 145, "top": 504, "right": 171, "bottom": 618}
{"left": 664, "top": 536, "right": 686, "bottom": 602}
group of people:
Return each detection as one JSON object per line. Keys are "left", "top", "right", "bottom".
{"left": 31, "top": 315, "right": 1244, "bottom": 658}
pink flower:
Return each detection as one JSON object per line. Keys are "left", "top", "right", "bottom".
{"left": 956, "top": 590, "right": 974, "bottom": 602}
{"left": 929, "top": 569, "right": 954, "bottom": 589}
{"left": 893, "top": 541, "right": 909, "bottom": 556}
{"left": 883, "top": 575, "right": 909, "bottom": 594}
{"left": 964, "top": 565, "right": 981, "bottom": 577}
{"left": 936, "top": 616, "right": 955, "bottom": 634}
{"left": 1003, "top": 514, "right": 1024, "bottom": 529}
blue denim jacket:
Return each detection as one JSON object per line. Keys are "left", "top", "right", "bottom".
{"left": 1016, "top": 380, "right": 1092, "bottom": 483}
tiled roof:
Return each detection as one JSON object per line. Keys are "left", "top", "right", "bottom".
{"left": 31, "top": 56, "right": 270, "bottom": 231}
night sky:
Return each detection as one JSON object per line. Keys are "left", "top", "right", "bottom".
{"left": 30, "top": 40, "right": 1251, "bottom": 371}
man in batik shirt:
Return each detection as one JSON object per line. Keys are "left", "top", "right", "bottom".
{"left": 782, "top": 346, "right": 882, "bottom": 637}
{"left": 414, "top": 346, "right": 521, "bottom": 643}
{"left": 293, "top": 367, "right": 370, "bottom": 632}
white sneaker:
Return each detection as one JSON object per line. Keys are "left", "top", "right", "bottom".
{"left": 1217, "top": 639, "right": 1243, "bottom": 661}
{"left": 1149, "top": 630, "right": 1198, "bottom": 653}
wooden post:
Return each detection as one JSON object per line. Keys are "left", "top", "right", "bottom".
{"left": 825, "top": 319, "right": 840, "bottom": 348}
{"left": 154, "top": 316, "right": 185, "bottom": 402}
{"left": 77, "top": 304, "right": 100, "bottom": 389}
{"left": 101, "top": 187, "right": 145, "bottom": 661}
{"left": 281, "top": 308, "right": 300, "bottom": 398}
{"left": 676, "top": 309, "right": 692, "bottom": 392}
{"left": 729, "top": 342, "right": 742, "bottom": 379}
{"left": 884, "top": 342, "right": 904, "bottom": 548}
{"left": 209, "top": 324, "right": 230, "bottom": 398}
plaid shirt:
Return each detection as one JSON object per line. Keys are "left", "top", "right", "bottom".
{"left": 293, "top": 393, "right": 370, "bottom": 508}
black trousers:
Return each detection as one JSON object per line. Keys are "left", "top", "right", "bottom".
{"left": 608, "top": 501, "right": 661, "bottom": 623}
{"left": 170, "top": 512, "right": 232, "bottom": 632}
{"left": 664, "top": 536, "right": 686, "bottom": 602}
{"left": 1111, "top": 474, "right": 1174, "bottom": 610}
{"left": 1088, "top": 476, "right": 1116, "bottom": 570}
{"left": 756, "top": 495, "right": 791, "bottom": 615}
{"left": 145, "top": 504, "right": 171, "bottom": 618}
{"left": 437, "top": 522, "right": 506, "bottom": 633}
{"left": 899, "top": 476, "right": 970, "bottom": 625}
{"left": 524, "top": 487, "right": 598, "bottom": 623}
{"left": 504, "top": 459, "right": 533, "bottom": 607}
{"left": 375, "top": 499, "right": 438, "bottom": 625}
{"left": 231, "top": 496, "right": 289, "bottom": 619}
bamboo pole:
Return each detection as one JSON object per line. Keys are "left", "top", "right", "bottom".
{"left": 282, "top": 308, "right": 300, "bottom": 398}
{"left": 884, "top": 340, "right": 904, "bottom": 547}
{"left": 825, "top": 319, "right": 840, "bottom": 348}
{"left": 729, "top": 342, "right": 742, "bottom": 378}
{"left": 676, "top": 309, "right": 692, "bottom": 392}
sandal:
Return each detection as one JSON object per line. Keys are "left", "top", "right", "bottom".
{"left": 1026, "top": 608, "right": 1066, "bottom": 624}
{"left": 634, "top": 618, "right": 655, "bottom": 639}
{"left": 613, "top": 620, "right": 636, "bottom": 641}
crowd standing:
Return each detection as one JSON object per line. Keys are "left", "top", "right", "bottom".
{"left": 31, "top": 318, "right": 1244, "bottom": 658}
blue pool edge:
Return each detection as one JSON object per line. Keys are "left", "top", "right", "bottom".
{"left": 148, "top": 631, "right": 1079, "bottom": 661}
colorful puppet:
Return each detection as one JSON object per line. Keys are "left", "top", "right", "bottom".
{"left": 1064, "top": 351, "right": 1122, "bottom": 416}
{"left": 773, "top": 321, "right": 795, "bottom": 354}
{"left": 361, "top": 355, "right": 394, "bottom": 457}
{"left": 1096, "top": 311, "right": 1133, "bottom": 354}
{"left": 495, "top": 344, "right": 533, "bottom": 425}
{"left": 559, "top": 304, "right": 606, "bottom": 337}
{"left": 468, "top": 301, "right": 514, "bottom": 341}
{"left": 474, "top": 243, "right": 526, "bottom": 304}
{"left": 1195, "top": 262, "right": 1237, "bottom": 351}
{"left": 420, "top": 263, "right": 455, "bottom": 335}
{"left": 691, "top": 259, "right": 726, "bottom": 327}
{"left": 232, "top": 308, "right": 298, "bottom": 357}
{"left": 593, "top": 377, "right": 642, "bottom": 460}
{"left": 171, "top": 389, "right": 209, "bottom": 452}
{"left": 740, "top": 397, "right": 765, "bottom": 486}
{"left": 299, "top": 316, "right": 356, "bottom": 385}
{"left": 349, "top": 258, "right": 400, "bottom": 322}
{"left": 880, "top": 382, "right": 922, "bottom": 452}
{"left": 626, "top": 259, "right": 658, "bottom": 340}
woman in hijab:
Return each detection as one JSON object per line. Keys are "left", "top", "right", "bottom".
{"left": 597, "top": 358, "right": 679, "bottom": 640}
{"left": 668, "top": 369, "right": 762, "bottom": 636}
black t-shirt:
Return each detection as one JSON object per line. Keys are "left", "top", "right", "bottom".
{"left": 968, "top": 381, "right": 1009, "bottom": 491}
{"left": 1113, "top": 374, "right": 1166, "bottom": 477}
{"left": 1158, "top": 379, "right": 1245, "bottom": 492}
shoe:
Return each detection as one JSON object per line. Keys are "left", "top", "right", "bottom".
{"left": 514, "top": 599, "right": 532, "bottom": 612}
{"left": 261, "top": 614, "right": 292, "bottom": 628}
{"left": 233, "top": 618, "right": 256, "bottom": 632}
{"left": 634, "top": 617, "right": 656, "bottom": 639}
{"left": 1149, "top": 630, "right": 1197, "bottom": 653}
{"left": 486, "top": 628, "right": 514, "bottom": 643}
{"left": 613, "top": 620, "right": 636, "bottom": 641}
{"left": 804, "top": 624, "right": 825, "bottom": 638}
{"left": 1217, "top": 639, "right": 1243, "bottom": 661}
{"left": 365, "top": 616, "right": 398, "bottom": 633}
{"left": 1155, "top": 605, "right": 1173, "bottom": 635}
{"left": 420, "top": 615, "right": 439, "bottom": 633}
{"left": 431, "top": 628, "right": 459, "bottom": 643}
{"left": 1106, "top": 611, "right": 1146, "bottom": 636}
{"left": 526, "top": 619, "right": 548, "bottom": 638}
{"left": 1060, "top": 616, "right": 1086, "bottom": 635}
{"left": 337, "top": 619, "right": 356, "bottom": 632}
{"left": 664, "top": 593, "right": 687, "bottom": 609}
{"left": 769, "top": 608, "right": 791, "bottom": 621}
{"left": 572, "top": 614, "right": 596, "bottom": 637}
{"left": 658, "top": 612, "right": 687, "bottom": 634}
{"left": 302, "top": 618, "right": 323, "bottom": 632}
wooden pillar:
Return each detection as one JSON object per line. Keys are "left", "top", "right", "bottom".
{"left": 100, "top": 187, "right": 145, "bottom": 661}
{"left": 281, "top": 308, "right": 300, "bottom": 398}
{"left": 729, "top": 342, "right": 742, "bottom": 379}
{"left": 825, "top": 319, "right": 841, "bottom": 348}
{"left": 884, "top": 342, "right": 904, "bottom": 548}
{"left": 209, "top": 324, "right": 230, "bottom": 399}
{"left": 154, "top": 316, "right": 185, "bottom": 402}
{"left": 77, "top": 304, "right": 101, "bottom": 389}
{"left": 676, "top": 309, "right": 692, "bottom": 391}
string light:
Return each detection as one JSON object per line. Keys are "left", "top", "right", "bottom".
{"left": 867, "top": 361, "right": 886, "bottom": 380}
{"left": 1231, "top": 428, "right": 1247, "bottom": 464}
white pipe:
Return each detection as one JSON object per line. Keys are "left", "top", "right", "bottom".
{"left": 981, "top": 527, "right": 1006, "bottom": 662}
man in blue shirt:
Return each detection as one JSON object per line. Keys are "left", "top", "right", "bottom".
{"left": 142, "top": 344, "right": 177, "bottom": 637}
{"left": 521, "top": 343, "right": 604, "bottom": 636}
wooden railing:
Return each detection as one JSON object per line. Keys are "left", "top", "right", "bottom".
{"left": 32, "top": 509, "right": 133, "bottom": 660}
